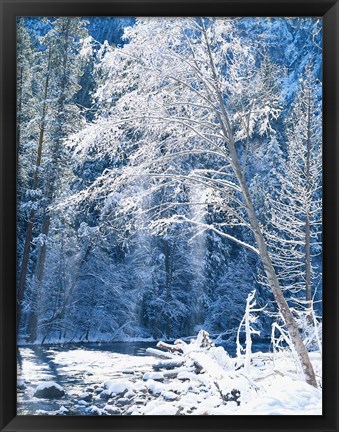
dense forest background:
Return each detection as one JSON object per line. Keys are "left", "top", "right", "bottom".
{"left": 17, "top": 17, "right": 322, "bottom": 346}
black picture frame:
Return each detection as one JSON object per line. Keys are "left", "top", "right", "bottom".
{"left": 1, "top": 0, "right": 338, "bottom": 431}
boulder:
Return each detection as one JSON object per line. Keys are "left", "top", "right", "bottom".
{"left": 99, "top": 390, "right": 112, "bottom": 400}
{"left": 17, "top": 380, "right": 26, "bottom": 390}
{"left": 34, "top": 382, "right": 65, "bottom": 399}
{"left": 163, "top": 391, "right": 178, "bottom": 401}
{"left": 116, "top": 397, "right": 130, "bottom": 406}
{"left": 104, "top": 405, "right": 121, "bottom": 415}
{"left": 86, "top": 405, "right": 103, "bottom": 415}
{"left": 143, "top": 372, "right": 164, "bottom": 382}
{"left": 79, "top": 392, "right": 93, "bottom": 402}
{"left": 104, "top": 380, "right": 130, "bottom": 396}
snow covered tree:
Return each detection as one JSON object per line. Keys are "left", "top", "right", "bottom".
{"left": 34, "top": 17, "right": 88, "bottom": 285}
{"left": 17, "top": 20, "right": 52, "bottom": 328}
{"left": 236, "top": 290, "right": 264, "bottom": 374}
{"left": 206, "top": 249, "right": 260, "bottom": 338}
{"left": 17, "top": 17, "right": 90, "bottom": 341}
{"left": 265, "top": 65, "right": 322, "bottom": 314}
{"left": 67, "top": 18, "right": 318, "bottom": 386}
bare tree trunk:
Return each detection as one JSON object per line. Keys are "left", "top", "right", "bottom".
{"left": 36, "top": 214, "right": 51, "bottom": 284}
{"left": 201, "top": 21, "right": 317, "bottom": 387}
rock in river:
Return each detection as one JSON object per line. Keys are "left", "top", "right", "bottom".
{"left": 79, "top": 392, "right": 93, "bottom": 402}
{"left": 34, "top": 382, "right": 65, "bottom": 399}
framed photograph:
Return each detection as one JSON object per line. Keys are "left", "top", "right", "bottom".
{"left": 1, "top": 0, "right": 338, "bottom": 431}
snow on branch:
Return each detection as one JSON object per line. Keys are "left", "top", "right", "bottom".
{"left": 236, "top": 290, "right": 265, "bottom": 374}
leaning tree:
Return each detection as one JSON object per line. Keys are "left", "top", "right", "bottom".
{"left": 67, "top": 18, "right": 319, "bottom": 387}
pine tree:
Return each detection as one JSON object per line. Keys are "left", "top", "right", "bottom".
{"left": 17, "top": 20, "right": 51, "bottom": 329}
{"left": 17, "top": 17, "right": 89, "bottom": 341}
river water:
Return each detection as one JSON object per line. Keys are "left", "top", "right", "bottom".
{"left": 17, "top": 340, "right": 271, "bottom": 415}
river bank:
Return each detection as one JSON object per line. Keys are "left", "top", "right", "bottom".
{"left": 17, "top": 333, "right": 322, "bottom": 415}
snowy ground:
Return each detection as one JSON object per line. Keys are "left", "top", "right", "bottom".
{"left": 17, "top": 336, "right": 322, "bottom": 416}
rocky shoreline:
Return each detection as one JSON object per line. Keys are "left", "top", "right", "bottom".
{"left": 17, "top": 331, "right": 322, "bottom": 415}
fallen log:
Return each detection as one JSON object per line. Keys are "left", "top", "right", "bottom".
{"left": 156, "top": 341, "right": 185, "bottom": 354}
{"left": 152, "top": 359, "right": 185, "bottom": 371}
{"left": 145, "top": 348, "right": 175, "bottom": 359}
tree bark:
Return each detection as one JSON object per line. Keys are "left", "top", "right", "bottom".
{"left": 36, "top": 214, "right": 51, "bottom": 284}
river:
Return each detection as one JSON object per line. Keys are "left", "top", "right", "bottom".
{"left": 17, "top": 339, "right": 271, "bottom": 415}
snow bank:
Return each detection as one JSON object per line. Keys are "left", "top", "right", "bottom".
{"left": 19, "top": 330, "right": 322, "bottom": 416}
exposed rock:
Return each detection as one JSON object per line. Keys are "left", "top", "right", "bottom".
{"left": 34, "top": 382, "right": 65, "bottom": 399}
{"left": 86, "top": 387, "right": 94, "bottom": 393}
{"left": 143, "top": 372, "right": 164, "bottom": 382}
{"left": 87, "top": 405, "right": 103, "bottom": 415}
{"left": 125, "top": 405, "right": 140, "bottom": 415}
{"left": 17, "top": 380, "right": 26, "bottom": 390}
{"left": 79, "top": 392, "right": 93, "bottom": 402}
{"left": 147, "top": 382, "right": 164, "bottom": 395}
{"left": 56, "top": 405, "right": 69, "bottom": 415}
{"left": 163, "top": 391, "right": 178, "bottom": 401}
{"left": 188, "top": 385, "right": 200, "bottom": 394}
{"left": 177, "top": 371, "right": 193, "bottom": 381}
{"left": 133, "top": 382, "right": 147, "bottom": 393}
{"left": 223, "top": 389, "right": 241, "bottom": 406}
{"left": 104, "top": 405, "right": 121, "bottom": 415}
{"left": 116, "top": 397, "right": 130, "bottom": 406}
{"left": 99, "top": 390, "right": 112, "bottom": 400}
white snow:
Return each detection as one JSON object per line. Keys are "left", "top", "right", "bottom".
{"left": 35, "top": 381, "right": 63, "bottom": 392}
{"left": 143, "top": 402, "right": 179, "bottom": 415}
{"left": 18, "top": 335, "right": 322, "bottom": 416}
{"left": 146, "top": 380, "right": 165, "bottom": 395}
{"left": 143, "top": 371, "right": 164, "bottom": 381}
{"left": 58, "top": 406, "right": 69, "bottom": 414}
{"left": 177, "top": 371, "right": 195, "bottom": 380}
{"left": 132, "top": 381, "right": 147, "bottom": 392}
{"left": 86, "top": 405, "right": 103, "bottom": 415}
{"left": 163, "top": 391, "right": 178, "bottom": 401}
{"left": 103, "top": 380, "right": 131, "bottom": 395}
{"left": 235, "top": 376, "right": 322, "bottom": 415}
